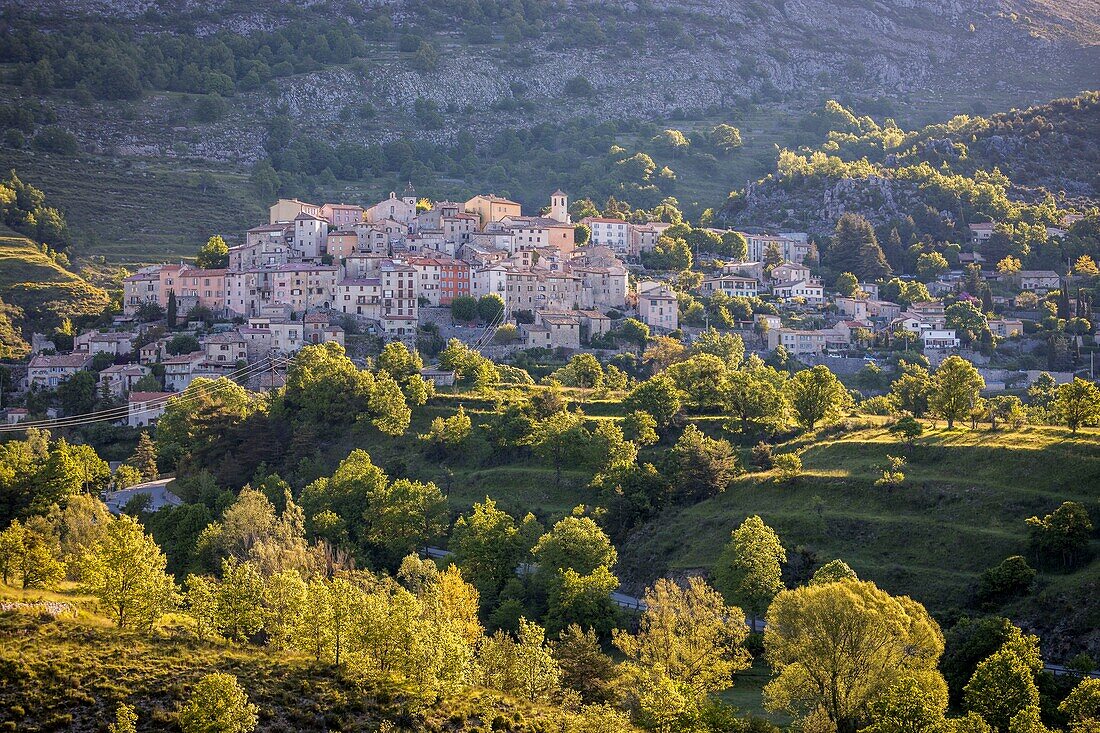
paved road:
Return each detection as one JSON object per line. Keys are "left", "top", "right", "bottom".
{"left": 104, "top": 478, "right": 182, "bottom": 514}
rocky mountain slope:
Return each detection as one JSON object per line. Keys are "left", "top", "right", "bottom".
{"left": 7, "top": 0, "right": 1099, "bottom": 163}
{"left": 717, "top": 92, "right": 1100, "bottom": 236}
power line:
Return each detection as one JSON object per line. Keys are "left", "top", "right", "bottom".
{"left": 472, "top": 304, "right": 507, "bottom": 354}
{"left": 0, "top": 354, "right": 297, "bottom": 433}
{"left": 0, "top": 358, "right": 281, "bottom": 432}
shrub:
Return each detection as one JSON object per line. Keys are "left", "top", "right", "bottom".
{"left": 976, "top": 556, "right": 1035, "bottom": 607}
{"left": 32, "top": 126, "right": 78, "bottom": 155}
{"left": 772, "top": 453, "right": 802, "bottom": 481}
{"left": 860, "top": 395, "right": 895, "bottom": 415}
{"left": 750, "top": 442, "right": 774, "bottom": 471}
{"left": 875, "top": 455, "right": 906, "bottom": 487}
{"left": 564, "top": 76, "right": 594, "bottom": 97}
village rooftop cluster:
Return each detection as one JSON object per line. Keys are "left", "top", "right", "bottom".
{"left": 6, "top": 189, "right": 1080, "bottom": 429}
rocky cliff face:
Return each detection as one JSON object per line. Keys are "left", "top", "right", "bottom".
{"left": 11, "top": 0, "right": 1099, "bottom": 166}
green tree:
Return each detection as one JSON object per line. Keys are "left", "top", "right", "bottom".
{"left": 976, "top": 556, "right": 1035, "bottom": 607}
{"left": 917, "top": 252, "right": 950, "bottom": 281}
{"left": 720, "top": 231, "right": 749, "bottom": 260}
{"left": 810, "top": 559, "right": 858, "bottom": 585}
{"left": 216, "top": 559, "right": 265, "bottom": 642}
{"left": 526, "top": 410, "right": 591, "bottom": 488}
{"left": 592, "top": 418, "right": 638, "bottom": 470}
{"left": 890, "top": 361, "right": 934, "bottom": 417}
{"left": 670, "top": 424, "right": 740, "bottom": 502}
{"left": 1053, "top": 378, "right": 1100, "bottom": 433}
{"left": 451, "top": 295, "right": 478, "bottom": 322}
{"left": 420, "top": 406, "right": 472, "bottom": 454}
{"left": 57, "top": 370, "right": 98, "bottom": 415}
{"left": 533, "top": 514, "right": 617, "bottom": 579}
{"left": 787, "top": 365, "right": 852, "bottom": 429}
{"left": 946, "top": 301, "right": 989, "bottom": 344}
{"left": 713, "top": 515, "right": 786, "bottom": 626}
{"left": 262, "top": 569, "right": 306, "bottom": 650}
{"left": 836, "top": 272, "right": 860, "bottom": 296}
{"left": 624, "top": 375, "right": 682, "bottom": 427}
{"left": 830, "top": 214, "right": 891, "bottom": 280}
{"left": 725, "top": 368, "right": 788, "bottom": 434}
{"left": 1008, "top": 706, "right": 1053, "bottom": 733}
{"left": 864, "top": 674, "right": 949, "bottom": 733}
{"left": 0, "top": 518, "right": 63, "bottom": 589}
{"left": 622, "top": 410, "right": 659, "bottom": 446}
{"left": 618, "top": 318, "right": 650, "bottom": 355}
{"left": 710, "top": 123, "right": 743, "bottom": 153}
{"left": 666, "top": 353, "right": 730, "bottom": 410}
{"left": 128, "top": 431, "right": 159, "bottom": 481}
{"left": 1059, "top": 678, "right": 1100, "bottom": 733}
{"left": 889, "top": 415, "right": 924, "bottom": 447}
{"left": 615, "top": 577, "right": 751, "bottom": 705}
{"left": 964, "top": 649, "right": 1040, "bottom": 731}
{"left": 941, "top": 618, "right": 1037, "bottom": 708}
{"left": 691, "top": 328, "right": 745, "bottom": 365}
{"left": 574, "top": 223, "right": 591, "bottom": 245}
{"left": 77, "top": 515, "right": 177, "bottom": 629}
{"left": 764, "top": 579, "right": 946, "bottom": 732}
{"left": 366, "top": 478, "right": 448, "bottom": 566}
{"left": 166, "top": 334, "right": 201, "bottom": 356}
{"left": 479, "top": 618, "right": 563, "bottom": 702}
{"left": 930, "top": 356, "right": 985, "bottom": 429}
{"left": 184, "top": 573, "right": 219, "bottom": 642}
{"left": 179, "top": 673, "right": 257, "bottom": 733}
{"left": 166, "top": 289, "right": 178, "bottom": 326}
{"left": 545, "top": 565, "right": 620, "bottom": 639}
{"left": 552, "top": 624, "right": 618, "bottom": 703}
{"left": 195, "top": 235, "right": 229, "bottom": 269}
{"left": 1025, "top": 501, "right": 1093, "bottom": 569}
{"left": 477, "top": 294, "right": 505, "bottom": 323}
{"left": 451, "top": 497, "right": 524, "bottom": 603}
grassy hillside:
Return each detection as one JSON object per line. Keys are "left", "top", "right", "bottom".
{"left": 0, "top": 585, "right": 602, "bottom": 733}
{"left": 0, "top": 149, "right": 266, "bottom": 264}
{"left": 298, "top": 397, "right": 1100, "bottom": 657}
{"left": 0, "top": 225, "right": 110, "bottom": 336}
{"left": 616, "top": 422, "right": 1100, "bottom": 653}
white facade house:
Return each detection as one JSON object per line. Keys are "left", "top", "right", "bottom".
{"left": 922, "top": 329, "right": 960, "bottom": 350}
{"left": 700, "top": 275, "right": 759, "bottom": 299}
{"left": 583, "top": 217, "right": 631, "bottom": 252}
{"left": 128, "top": 392, "right": 174, "bottom": 428}
{"left": 27, "top": 354, "right": 93, "bottom": 389}
{"left": 638, "top": 283, "right": 678, "bottom": 331}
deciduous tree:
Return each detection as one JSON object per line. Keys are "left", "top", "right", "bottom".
{"left": 669, "top": 424, "right": 740, "bottom": 502}
{"left": 78, "top": 515, "right": 177, "bottom": 629}
{"left": 1025, "top": 501, "right": 1093, "bottom": 569}
{"left": 615, "top": 577, "right": 750, "bottom": 702}
{"left": 713, "top": 515, "right": 786, "bottom": 625}
{"left": 179, "top": 673, "right": 257, "bottom": 733}
{"left": 964, "top": 648, "right": 1040, "bottom": 731}
{"left": 195, "top": 235, "right": 229, "bottom": 269}
{"left": 1053, "top": 377, "right": 1100, "bottom": 433}
{"left": 787, "top": 365, "right": 852, "bottom": 429}
{"left": 763, "top": 579, "right": 946, "bottom": 732}
{"left": 931, "top": 356, "right": 985, "bottom": 429}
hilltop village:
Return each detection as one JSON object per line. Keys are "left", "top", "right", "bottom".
{"left": 7, "top": 187, "right": 1090, "bottom": 430}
